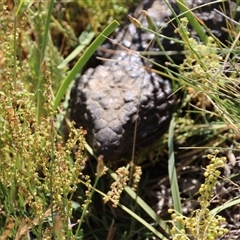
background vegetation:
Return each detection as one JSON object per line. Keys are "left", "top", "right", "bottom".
{"left": 0, "top": 0, "right": 239, "bottom": 239}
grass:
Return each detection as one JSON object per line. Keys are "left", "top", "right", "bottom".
{"left": 0, "top": 0, "right": 240, "bottom": 239}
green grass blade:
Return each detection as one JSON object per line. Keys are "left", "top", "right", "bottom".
{"left": 15, "top": 0, "right": 24, "bottom": 16}
{"left": 13, "top": 16, "right": 17, "bottom": 90}
{"left": 210, "top": 197, "right": 240, "bottom": 216}
{"left": 176, "top": 0, "right": 207, "bottom": 43}
{"left": 36, "top": 0, "right": 54, "bottom": 124}
{"left": 168, "top": 118, "right": 183, "bottom": 229}
{"left": 119, "top": 203, "right": 169, "bottom": 240}
{"left": 53, "top": 20, "right": 120, "bottom": 110}
{"left": 57, "top": 30, "right": 95, "bottom": 69}
{"left": 142, "top": 10, "right": 174, "bottom": 64}
{"left": 40, "top": 0, "right": 54, "bottom": 64}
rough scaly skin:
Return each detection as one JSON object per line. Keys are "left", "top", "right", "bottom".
{"left": 70, "top": 0, "right": 239, "bottom": 161}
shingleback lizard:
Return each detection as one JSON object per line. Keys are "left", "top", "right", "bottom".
{"left": 70, "top": 0, "right": 239, "bottom": 161}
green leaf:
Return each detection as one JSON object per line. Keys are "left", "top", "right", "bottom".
{"left": 168, "top": 118, "right": 183, "bottom": 230}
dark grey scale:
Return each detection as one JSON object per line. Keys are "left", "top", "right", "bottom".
{"left": 69, "top": 0, "right": 240, "bottom": 161}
